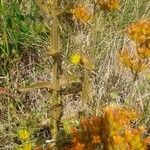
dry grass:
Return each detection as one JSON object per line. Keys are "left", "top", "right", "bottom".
{"left": 0, "top": 0, "right": 150, "bottom": 149}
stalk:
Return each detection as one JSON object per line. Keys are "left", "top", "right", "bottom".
{"left": 50, "top": 0, "right": 61, "bottom": 143}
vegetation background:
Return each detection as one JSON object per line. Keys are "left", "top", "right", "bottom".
{"left": 0, "top": 0, "right": 150, "bottom": 149}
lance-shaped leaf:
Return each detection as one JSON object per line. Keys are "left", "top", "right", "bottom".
{"left": 50, "top": 103, "right": 62, "bottom": 121}
{"left": 51, "top": 63, "right": 59, "bottom": 90}
{"left": 18, "top": 81, "right": 51, "bottom": 92}
{"left": 49, "top": 17, "right": 60, "bottom": 57}
{"left": 59, "top": 74, "right": 79, "bottom": 87}
{"left": 80, "top": 53, "right": 95, "bottom": 70}
{"left": 49, "top": 102, "right": 63, "bottom": 140}
{"left": 81, "top": 70, "right": 92, "bottom": 106}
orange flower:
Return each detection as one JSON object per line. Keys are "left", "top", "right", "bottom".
{"left": 138, "top": 126, "right": 146, "bottom": 133}
{"left": 70, "top": 106, "right": 150, "bottom": 149}
{"left": 71, "top": 5, "right": 91, "bottom": 23}
{"left": 137, "top": 46, "right": 150, "bottom": 58}
{"left": 72, "top": 143, "right": 85, "bottom": 150}
{"left": 125, "top": 129, "right": 134, "bottom": 139}
{"left": 127, "top": 20, "right": 150, "bottom": 44}
{"left": 113, "top": 135, "right": 123, "bottom": 144}
{"left": 103, "top": 106, "right": 113, "bottom": 114}
{"left": 131, "top": 60, "right": 147, "bottom": 72}
{"left": 118, "top": 49, "right": 134, "bottom": 68}
{"left": 119, "top": 20, "right": 150, "bottom": 75}
{"left": 144, "top": 136, "right": 150, "bottom": 145}
{"left": 118, "top": 49, "right": 148, "bottom": 72}
{"left": 92, "top": 135, "right": 101, "bottom": 144}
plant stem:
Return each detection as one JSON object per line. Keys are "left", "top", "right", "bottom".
{"left": 50, "top": 0, "right": 62, "bottom": 145}
{"left": 127, "top": 72, "right": 138, "bottom": 106}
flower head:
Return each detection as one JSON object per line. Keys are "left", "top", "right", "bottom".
{"left": 118, "top": 49, "right": 134, "bottom": 68}
{"left": 118, "top": 20, "right": 150, "bottom": 75}
{"left": 137, "top": 46, "right": 150, "bottom": 58}
{"left": 118, "top": 49, "right": 148, "bottom": 72}
{"left": 70, "top": 53, "right": 81, "bottom": 65}
{"left": 113, "top": 135, "right": 123, "bottom": 145}
{"left": 73, "top": 142, "right": 85, "bottom": 150}
{"left": 18, "top": 129, "right": 30, "bottom": 141}
{"left": 92, "top": 135, "right": 101, "bottom": 144}
{"left": 71, "top": 5, "right": 91, "bottom": 23}
{"left": 127, "top": 20, "right": 150, "bottom": 44}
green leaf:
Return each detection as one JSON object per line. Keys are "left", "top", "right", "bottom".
{"left": 20, "top": 22, "right": 29, "bottom": 33}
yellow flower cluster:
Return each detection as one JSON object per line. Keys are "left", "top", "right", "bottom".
{"left": 119, "top": 20, "right": 150, "bottom": 73}
{"left": 70, "top": 53, "right": 95, "bottom": 71}
{"left": 70, "top": 53, "right": 81, "bottom": 65}
{"left": 69, "top": 106, "right": 150, "bottom": 150}
{"left": 71, "top": 5, "right": 91, "bottom": 23}
{"left": 97, "top": 0, "right": 120, "bottom": 10}
{"left": 18, "top": 129, "right": 30, "bottom": 141}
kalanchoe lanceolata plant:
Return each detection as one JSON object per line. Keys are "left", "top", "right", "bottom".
{"left": 119, "top": 20, "right": 150, "bottom": 76}
{"left": 69, "top": 106, "right": 150, "bottom": 150}
{"left": 118, "top": 20, "right": 150, "bottom": 106}
{"left": 16, "top": 1, "right": 150, "bottom": 150}
{"left": 18, "top": 0, "right": 95, "bottom": 149}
